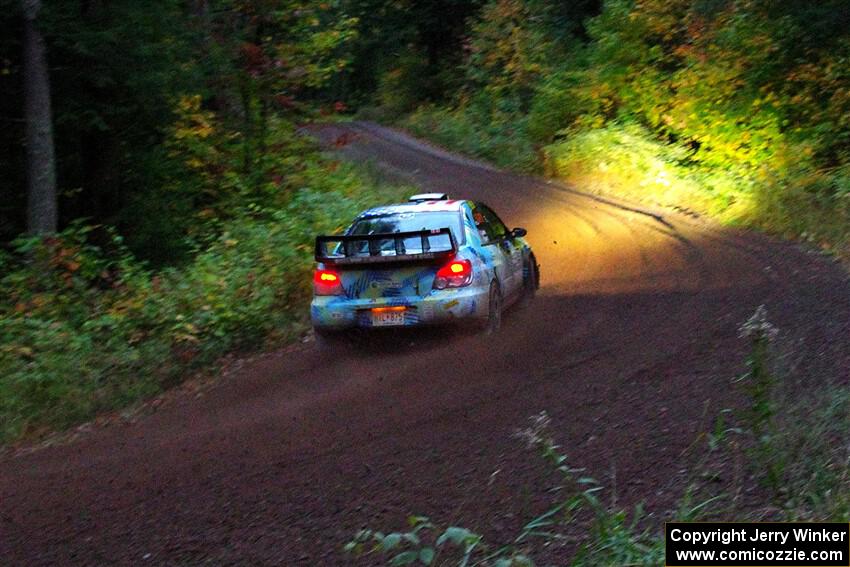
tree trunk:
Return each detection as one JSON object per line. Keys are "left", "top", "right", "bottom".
{"left": 22, "top": 0, "right": 58, "bottom": 234}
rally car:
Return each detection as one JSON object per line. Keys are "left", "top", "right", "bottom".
{"left": 311, "top": 193, "right": 539, "bottom": 342}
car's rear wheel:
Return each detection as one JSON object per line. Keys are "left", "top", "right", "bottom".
{"left": 519, "top": 254, "right": 539, "bottom": 308}
{"left": 481, "top": 281, "right": 503, "bottom": 335}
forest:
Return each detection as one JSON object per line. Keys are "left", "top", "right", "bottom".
{"left": 396, "top": 0, "right": 850, "bottom": 248}
{"left": 1, "top": 0, "right": 849, "bottom": 441}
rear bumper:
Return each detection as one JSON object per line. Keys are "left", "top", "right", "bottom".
{"left": 311, "top": 286, "right": 489, "bottom": 331}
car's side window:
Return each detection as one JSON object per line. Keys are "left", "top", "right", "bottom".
{"left": 478, "top": 204, "right": 508, "bottom": 242}
{"left": 470, "top": 202, "right": 497, "bottom": 244}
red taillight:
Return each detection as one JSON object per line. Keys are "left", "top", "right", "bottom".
{"left": 314, "top": 268, "right": 343, "bottom": 295}
{"left": 314, "top": 269, "right": 339, "bottom": 284}
{"left": 433, "top": 259, "right": 473, "bottom": 289}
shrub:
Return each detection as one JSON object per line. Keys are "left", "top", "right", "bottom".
{"left": 543, "top": 123, "right": 752, "bottom": 219}
{"left": 373, "top": 50, "right": 435, "bottom": 119}
{"left": 402, "top": 103, "right": 539, "bottom": 173}
{"left": 749, "top": 164, "right": 850, "bottom": 257}
{"left": 542, "top": 120, "right": 850, "bottom": 257}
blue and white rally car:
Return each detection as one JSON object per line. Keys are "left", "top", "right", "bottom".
{"left": 311, "top": 193, "right": 538, "bottom": 340}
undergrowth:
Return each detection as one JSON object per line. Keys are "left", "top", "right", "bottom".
{"left": 0, "top": 156, "right": 409, "bottom": 444}
{"left": 543, "top": 124, "right": 850, "bottom": 258}
{"left": 401, "top": 105, "right": 539, "bottom": 174}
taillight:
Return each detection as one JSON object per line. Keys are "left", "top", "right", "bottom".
{"left": 433, "top": 259, "right": 473, "bottom": 289}
{"left": 314, "top": 268, "right": 343, "bottom": 295}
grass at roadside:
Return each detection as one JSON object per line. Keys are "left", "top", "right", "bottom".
{"left": 0, "top": 154, "right": 410, "bottom": 445}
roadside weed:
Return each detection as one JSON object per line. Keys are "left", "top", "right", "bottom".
{"left": 727, "top": 305, "right": 849, "bottom": 520}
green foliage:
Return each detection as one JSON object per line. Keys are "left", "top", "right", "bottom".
{"left": 402, "top": 105, "right": 539, "bottom": 173}
{"left": 341, "top": 0, "right": 483, "bottom": 109}
{"left": 1, "top": 0, "right": 360, "bottom": 257}
{"left": 345, "top": 519, "right": 505, "bottom": 567}
{"left": 387, "top": 0, "right": 850, "bottom": 260}
{"left": 206, "top": 0, "right": 359, "bottom": 117}
{"left": 544, "top": 123, "right": 729, "bottom": 214}
{"left": 0, "top": 156, "right": 406, "bottom": 444}
{"left": 157, "top": 96, "right": 327, "bottom": 246}
{"left": 372, "top": 50, "right": 436, "bottom": 119}
{"left": 0, "top": 0, "right": 413, "bottom": 443}
{"left": 465, "top": 0, "right": 599, "bottom": 111}
{"left": 465, "top": 0, "right": 549, "bottom": 110}
{"left": 572, "top": 0, "right": 850, "bottom": 254}
{"left": 776, "top": 387, "right": 850, "bottom": 521}
{"left": 526, "top": 68, "right": 606, "bottom": 144}
{"left": 385, "top": 0, "right": 601, "bottom": 174}
{"left": 734, "top": 306, "right": 783, "bottom": 490}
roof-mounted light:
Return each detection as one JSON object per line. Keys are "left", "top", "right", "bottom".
{"left": 409, "top": 193, "right": 448, "bottom": 202}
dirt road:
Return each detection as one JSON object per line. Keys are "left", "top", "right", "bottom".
{"left": 2, "top": 122, "right": 848, "bottom": 565}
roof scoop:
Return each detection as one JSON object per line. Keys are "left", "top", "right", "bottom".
{"left": 409, "top": 193, "right": 448, "bottom": 202}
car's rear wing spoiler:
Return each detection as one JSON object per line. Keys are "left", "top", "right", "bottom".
{"left": 315, "top": 228, "right": 457, "bottom": 266}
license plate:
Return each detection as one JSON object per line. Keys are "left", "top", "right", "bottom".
{"left": 371, "top": 310, "right": 406, "bottom": 326}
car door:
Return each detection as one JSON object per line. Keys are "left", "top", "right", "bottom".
{"left": 472, "top": 202, "right": 517, "bottom": 295}
{"left": 479, "top": 204, "right": 523, "bottom": 297}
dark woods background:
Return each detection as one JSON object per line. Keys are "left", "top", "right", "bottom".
{"left": 2, "top": 0, "right": 849, "bottom": 264}
{"left": 0, "top": 0, "right": 488, "bottom": 261}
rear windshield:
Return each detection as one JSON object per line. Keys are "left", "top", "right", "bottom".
{"left": 346, "top": 211, "right": 463, "bottom": 255}
{"left": 349, "top": 212, "right": 462, "bottom": 241}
